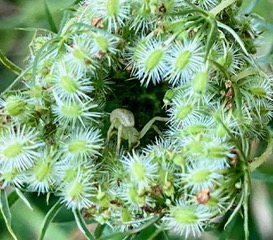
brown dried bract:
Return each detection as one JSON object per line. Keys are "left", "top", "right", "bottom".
{"left": 81, "top": 208, "right": 92, "bottom": 219}
{"left": 126, "top": 63, "right": 133, "bottom": 73}
{"left": 141, "top": 204, "right": 153, "bottom": 213}
{"left": 226, "top": 88, "right": 234, "bottom": 99}
{"left": 151, "top": 185, "right": 162, "bottom": 196}
{"left": 196, "top": 188, "right": 210, "bottom": 205}
{"left": 225, "top": 101, "right": 232, "bottom": 110}
{"left": 96, "top": 51, "right": 106, "bottom": 59}
{"left": 225, "top": 80, "right": 232, "bottom": 89}
{"left": 110, "top": 199, "right": 121, "bottom": 206}
{"left": 230, "top": 149, "right": 238, "bottom": 166}
{"left": 91, "top": 17, "right": 103, "bottom": 28}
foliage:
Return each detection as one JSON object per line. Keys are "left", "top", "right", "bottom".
{"left": 1, "top": 0, "right": 273, "bottom": 240}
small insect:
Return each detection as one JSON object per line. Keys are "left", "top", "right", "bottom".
{"left": 106, "top": 108, "right": 168, "bottom": 154}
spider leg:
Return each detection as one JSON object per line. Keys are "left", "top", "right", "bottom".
{"left": 110, "top": 130, "right": 118, "bottom": 138}
{"left": 131, "top": 141, "right": 140, "bottom": 151}
{"left": 151, "top": 125, "right": 164, "bottom": 138}
{"left": 139, "top": 116, "right": 169, "bottom": 139}
{"left": 116, "top": 124, "right": 123, "bottom": 155}
{"left": 106, "top": 118, "right": 117, "bottom": 145}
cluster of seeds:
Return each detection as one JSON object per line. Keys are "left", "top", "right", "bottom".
{"left": 0, "top": 0, "right": 272, "bottom": 238}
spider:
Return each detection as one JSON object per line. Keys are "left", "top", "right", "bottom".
{"left": 106, "top": 108, "right": 169, "bottom": 154}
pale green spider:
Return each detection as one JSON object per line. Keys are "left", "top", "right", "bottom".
{"left": 106, "top": 108, "right": 169, "bottom": 154}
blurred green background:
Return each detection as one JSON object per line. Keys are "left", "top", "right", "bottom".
{"left": 0, "top": 0, "right": 273, "bottom": 239}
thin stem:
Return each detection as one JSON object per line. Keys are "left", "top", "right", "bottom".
{"left": 250, "top": 133, "right": 273, "bottom": 172}
{"left": 243, "top": 165, "right": 250, "bottom": 240}
{"left": 210, "top": 0, "right": 237, "bottom": 16}
{"left": 0, "top": 49, "right": 22, "bottom": 75}
{"left": 0, "top": 65, "right": 32, "bottom": 96}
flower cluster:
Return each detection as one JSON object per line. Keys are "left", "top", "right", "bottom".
{"left": 0, "top": 0, "right": 271, "bottom": 239}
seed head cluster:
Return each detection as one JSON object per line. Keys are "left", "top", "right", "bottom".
{"left": 0, "top": 0, "right": 271, "bottom": 238}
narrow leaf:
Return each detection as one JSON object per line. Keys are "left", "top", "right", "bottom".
{"left": 15, "top": 188, "right": 33, "bottom": 211}
{"left": 58, "top": 10, "right": 71, "bottom": 34}
{"left": 73, "top": 208, "right": 96, "bottom": 240}
{"left": 31, "top": 37, "right": 60, "bottom": 85}
{"left": 205, "top": 16, "right": 218, "bottom": 59}
{"left": 224, "top": 192, "right": 244, "bottom": 229}
{"left": 0, "top": 49, "right": 22, "bottom": 75}
{"left": 251, "top": 171, "right": 273, "bottom": 183}
{"left": 240, "top": 0, "right": 258, "bottom": 14}
{"left": 1, "top": 64, "right": 32, "bottom": 96}
{"left": 15, "top": 27, "right": 52, "bottom": 33}
{"left": 219, "top": 212, "right": 239, "bottom": 240}
{"left": 217, "top": 21, "right": 249, "bottom": 56}
{"left": 250, "top": 133, "right": 273, "bottom": 172}
{"left": 0, "top": 189, "right": 18, "bottom": 240}
{"left": 8, "top": 190, "right": 20, "bottom": 208}
{"left": 39, "top": 199, "right": 62, "bottom": 240}
{"left": 94, "top": 224, "right": 105, "bottom": 239}
{"left": 210, "top": 0, "right": 237, "bottom": 16}
{"left": 73, "top": 0, "right": 82, "bottom": 5}
{"left": 65, "top": 22, "right": 121, "bottom": 39}
{"left": 44, "top": 0, "right": 58, "bottom": 33}
{"left": 99, "top": 215, "right": 162, "bottom": 240}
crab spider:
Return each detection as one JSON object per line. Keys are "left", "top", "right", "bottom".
{"left": 106, "top": 108, "right": 169, "bottom": 154}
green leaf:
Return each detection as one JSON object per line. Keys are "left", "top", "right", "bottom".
{"left": 217, "top": 21, "right": 249, "bottom": 56}
{"left": 73, "top": 0, "right": 82, "bottom": 5}
{"left": 0, "top": 49, "right": 22, "bottom": 75}
{"left": 205, "top": 16, "right": 218, "bottom": 59}
{"left": 210, "top": 0, "right": 237, "bottom": 16}
{"left": 1, "top": 64, "right": 32, "bottom": 96}
{"left": 99, "top": 215, "right": 162, "bottom": 240}
{"left": 94, "top": 224, "right": 106, "bottom": 239}
{"left": 0, "top": 189, "right": 18, "bottom": 240}
{"left": 219, "top": 212, "right": 239, "bottom": 240}
{"left": 65, "top": 22, "right": 121, "bottom": 39}
{"left": 44, "top": 0, "right": 58, "bottom": 33}
{"left": 15, "top": 188, "right": 33, "bottom": 211}
{"left": 73, "top": 208, "right": 96, "bottom": 240}
{"left": 224, "top": 192, "right": 244, "bottom": 229}
{"left": 31, "top": 37, "right": 60, "bottom": 86}
{"left": 7, "top": 190, "right": 20, "bottom": 208}
{"left": 39, "top": 199, "right": 62, "bottom": 240}
{"left": 250, "top": 133, "right": 273, "bottom": 172}
{"left": 58, "top": 11, "right": 71, "bottom": 34}
{"left": 14, "top": 27, "right": 52, "bottom": 33}
{"left": 240, "top": 0, "right": 259, "bottom": 14}
{"left": 251, "top": 171, "right": 273, "bottom": 183}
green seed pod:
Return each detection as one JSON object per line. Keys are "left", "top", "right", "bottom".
{"left": 191, "top": 71, "right": 208, "bottom": 94}
{"left": 176, "top": 104, "right": 193, "bottom": 120}
{"left": 173, "top": 152, "right": 186, "bottom": 167}
{"left": 6, "top": 97, "right": 26, "bottom": 117}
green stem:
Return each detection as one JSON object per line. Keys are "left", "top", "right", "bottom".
{"left": 0, "top": 49, "right": 22, "bottom": 75}
{"left": 243, "top": 164, "right": 250, "bottom": 240}
{"left": 249, "top": 133, "right": 273, "bottom": 172}
{"left": 0, "top": 65, "right": 32, "bottom": 96}
{"left": 210, "top": 0, "right": 237, "bottom": 16}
